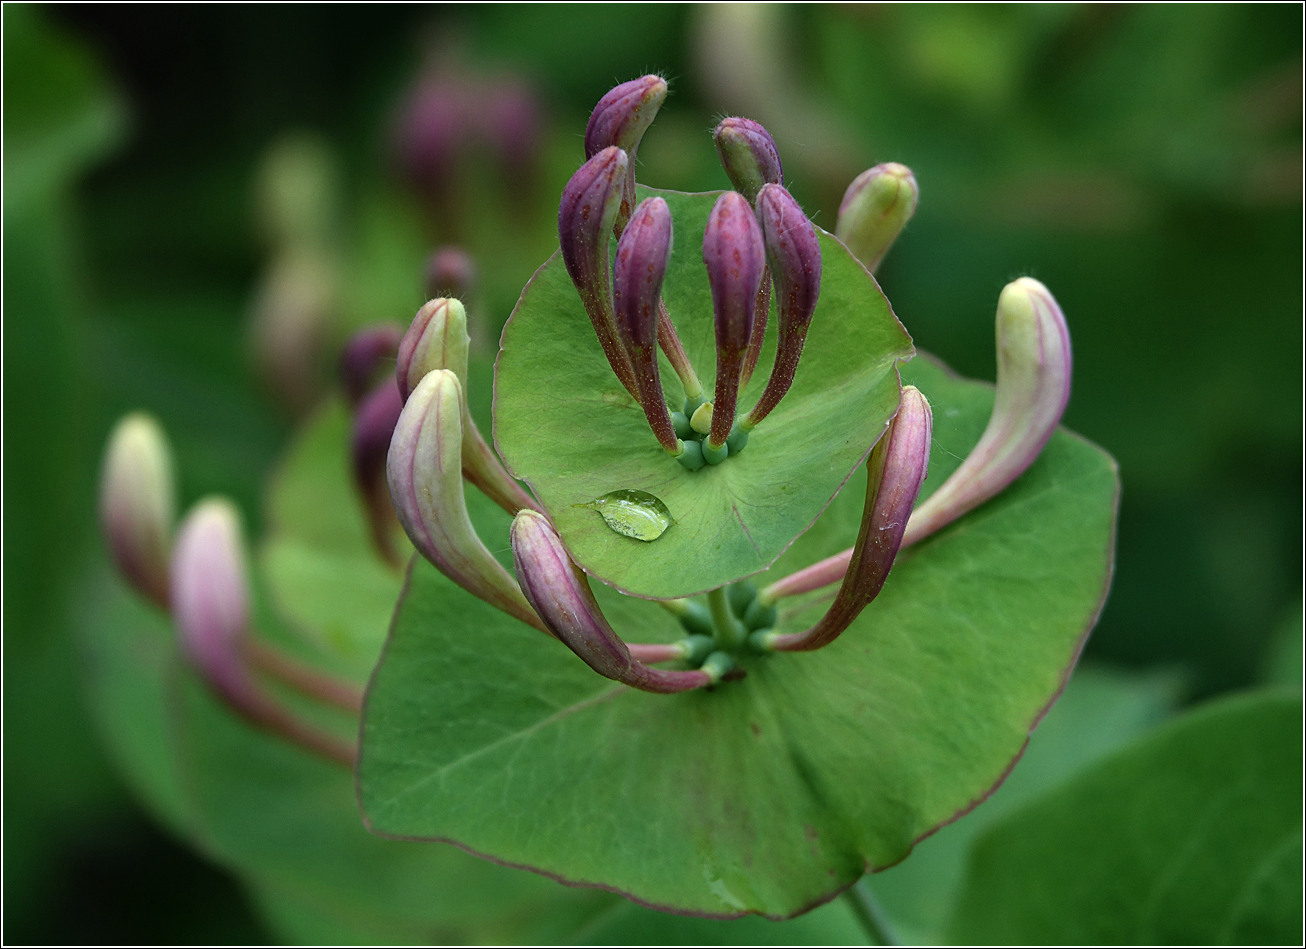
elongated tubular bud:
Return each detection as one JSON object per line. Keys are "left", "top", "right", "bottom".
{"left": 339, "top": 323, "right": 403, "bottom": 407}
{"left": 703, "top": 191, "right": 765, "bottom": 448}
{"left": 559, "top": 147, "right": 638, "bottom": 396}
{"left": 171, "top": 498, "right": 354, "bottom": 767}
{"left": 397, "top": 298, "right": 538, "bottom": 515}
{"left": 835, "top": 162, "right": 918, "bottom": 274}
{"left": 511, "top": 511, "right": 714, "bottom": 693}
{"left": 100, "top": 413, "right": 175, "bottom": 609}
{"left": 424, "top": 246, "right": 477, "bottom": 300}
{"left": 902, "top": 277, "right": 1071, "bottom": 545}
{"left": 614, "top": 197, "right": 681, "bottom": 453}
{"left": 744, "top": 184, "right": 822, "bottom": 429}
{"left": 713, "top": 117, "right": 783, "bottom": 205}
{"left": 766, "top": 387, "right": 932, "bottom": 651}
{"left": 740, "top": 276, "right": 771, "bottom": 390}
{"left": 352, "top": 379, "right": 406, "bottom": 566}
{"left": 387, "top": 371, "right": 547, "bottom": 633}
{"left": 656, "top": 302, "right": 704, "bottom": 401}
{"left": 584, "top": 75, "right": 668, "bottom": 236}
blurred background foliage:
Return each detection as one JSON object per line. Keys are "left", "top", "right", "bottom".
{"left": 3, "top": 3, "right": 1300, "bottom": 943}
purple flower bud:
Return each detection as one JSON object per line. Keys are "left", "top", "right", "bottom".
{"left": 393, "top": 76, "right": 469, "bottom": 197}
{"left": 100, "top": 413, "right": 175, "bottom": 608}
{"left": 511, "top": 510, "right": 716, "bottom": 693}
{"left": 559, "top": 146, "right": 638, "bottom": 395}
{"left": 613, "top": 197, "right": 680, "bottom": 453}
{"left": 424, "top": 246, "right": 478, "bottom": 301}
{"left": 387, "top": 370, "right": 546, "bottom": 631}
{"left": 396, "top": 298, "right": 469, "bottom": 402}
{"left": 743, "top": 184, "right": 822, "bottom": 429}
{"left": 339, "top": 323, "right": 403, "bottom": 407}
{"left": 702, "top": 191, "right": 765, "bottom": 449}
{"left": 713, "top": 117, "right": 783, "bottom": 205}
{"left": 171, "top": 497, "right": 356, "bottom": 767}
{"left": 170, "top": 498, "right": 258, "bottom": 709}
{"left": 584, "top": 75, "right": 668, "bottom": 234}
{"left": 766, "top": 386, "right": 932, "bottom": 652}
{"left": 836, "top": 162, "right": 918, "bottom": 273}
{"left": 903, "top": 278, "right": 1071, "bottom": 546}
{"left": 352, "top": 378, "right": 406, "bottom": 564}
{"left": 482, "top": 79, "right": 544, "bottom": 178}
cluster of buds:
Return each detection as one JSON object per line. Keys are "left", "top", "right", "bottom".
{"left": 98, "top": 415, "right": 363, "bottom": 767}
{"left": 558, "top": 78, "right": 828, "bottom": 470}
{"left": 376, "top": 78, "right": 1074, "bottom": 696}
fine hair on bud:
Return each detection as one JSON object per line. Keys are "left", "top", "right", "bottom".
{"left": 584, "top": 75, "right": 668, "bottom": 235}
{"left": 425, "top": 246, "right": 477, "bottom": 300}
{"left": 702, "top": 191, "right": 766, "bottom": 449}
{"left": 713, "top": 116, "right": 783, "bottom": 205}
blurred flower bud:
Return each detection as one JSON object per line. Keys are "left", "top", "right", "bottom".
{"left": 339, "top": 323, "right": 403, "bottom": 407}
{"left": 247, "top": 246, "right": 336, "bottom": 416}
{"left": 424, "top": 246, "right": 478, "bottom": 301}
{"left": 393, "top": 75, "right": 470, "bottom": 200}
{"left": 396, "top": 298, "right": 470, "bottom": 402}
{"left": 584, "top": 75, "right": 668, "bottom": 235}
{"left": 559, "top": 146, "right": 638, "bottom": 395}
{"left": 744, "top": 184, "right": 822, "bottom": 429}
{"left": 255, "top": 132, "right": 339, "bottom": 250}
{"left": 99, "top": 412, "right": 175, "bottom": 608}
{"left": 170, "top": 498, "right": 257, "bottom": 708}
{"left": 511, "top": 510, "right": 716, "bottom": 693}
{"left": 703, "top": 191, "right": 765, "bottom": 449}
{"left": 766, "top": 386, "right": 932, "bottom": 652}
{"left": 835, "top": 162, "right": 919, "bottom": 274}
{"left": 903, "top": 278, "right": 1071, "bottom": 546}
{"left": 614, "top": 197, "right": 680, "bottom": 454}
{"left": 352, "top": 378, "right": 406, "bottom": 565}
{"left": 482, "top": 78, "right": 544, "bottom": 181}
{"left": 387, "top": 370, "right": 545, "bottom": 630}
{"left": 713, "top": 117, "right": 783, "bottom": 205}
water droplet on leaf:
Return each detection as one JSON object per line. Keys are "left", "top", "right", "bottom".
{"left": 580, "top": 489, "right": 673, "bottom": 541}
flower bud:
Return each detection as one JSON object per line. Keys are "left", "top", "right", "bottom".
{"left": 169, "top": 498, "right": 258, "bottom": 708}
{"left": 584, "top": 75, "right": 668, "bottom": 235}
{"left": 613, "top": 197, "right": 680, "bottom": 453}
{"left": 482, "top": 79, "right": 543, "bottom": 180}
{"left": 387, "top": 370, "right": 545, "bottom": 631}
{"left": 339, "top": 323, "right": 403, "bottom": 407}
{"left": 903, "top": 278, "right": 1071, "bottom": 546}
{"left": 247, "top": 246, "right": 335, "bottom": 416}
{"left": 835, "top": 162, "right": 918, "bottom": 273}
{"left": 396, "top": 298, "right": 469, "bottom": 402}
{"left": 559, "top": 147, "right": 638, "bottom": 396}
{"left": 511, "top": 510, "right": 716, "bottom": 693}
{"left": 424, "top": 246, "right": 477, "bottom": 301}
{"left": 393, "top": 76, "right": 469, "bottom": 199}
{"left": 352, "top": 378, "right": 406, "bottom": 564}
{"left": 744, "top": 184, "right": 822, "bottom": 429}
{"left": 100, "top": 413, "right": 175, "bottom": 608}
{"left": 766, "top": 386, "right": 932, "bottom": 652}
{"left": 702, "top": 191, "right": 766, "bottom": 449}
{"left": 712, "top": 117, "right": 783, "bottom": 205}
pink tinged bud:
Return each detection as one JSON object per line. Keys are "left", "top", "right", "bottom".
{"left": 387, "top": 370, "right": 547, "bottom": 632}
{"left": 903, "top": 278, "right": 1071, "bottom": 546}
{"left": 559, "top": 146, "right": 638, "bottom": 396}
{"left": 100, "top": 413, "right": 175, "bottom": 608}
{"left": 613, "top": 197, "right": 680, "bottom": 454}
{"left": 511, "top": 511, "right": 714, "bottom": 694}
{"left": 703, "top": 191, "right": 766, "bottom": 448}
{"left": 483, "top": 80, "right": 544, "bottom": 177}
{"left": 394, "top": 77, "right": 469, "bottom": 195}
{"left": 424, "top": 246, "right": 478, "bottom": 301}
{"left": 584, "top": 75, "right": 668, "bottom": 235}
{"left": 170, "top": 498, "right": 356, "bottom": 767}
{"left": 744, "top": 184, "right": 822, "bottom": 429}
{"left": 339, "top": 323, "right": 403, "bottom": 407}
{"left": 768, "top": 387, "right": 933, "bottom": 652}
{"left": 835, "top": 162, "right": 919, "bottom": 274}
{"left": 169, "top": 498, "right": 258, "bottom": 708}
{"left": 352, "top": 378, "right": 406, "bottom": 565}
{"left": 713, "top": 117, "right": 783, "bottom": 205}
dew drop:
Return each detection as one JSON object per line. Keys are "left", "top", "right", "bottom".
{"left": 580, "top": 489, "right": 673, "bottom": 541}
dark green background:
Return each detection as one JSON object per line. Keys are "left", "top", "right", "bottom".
{"left": 4, "top": 4, "right": 1300, "bottom": 942}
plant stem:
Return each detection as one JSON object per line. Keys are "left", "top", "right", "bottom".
{"left": 706, "top": 586, "right": 745, "bottom": 651}
{"left": 844, "top": 878, "right": 900, "bottom": 946}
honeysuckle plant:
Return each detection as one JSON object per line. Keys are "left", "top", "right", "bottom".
{"left": 94, "top": 74, "right": 1119, "bottom": 932}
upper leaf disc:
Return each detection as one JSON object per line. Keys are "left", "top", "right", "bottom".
{"left": 494, "top": 187, "right": 913, "bottom": 599}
